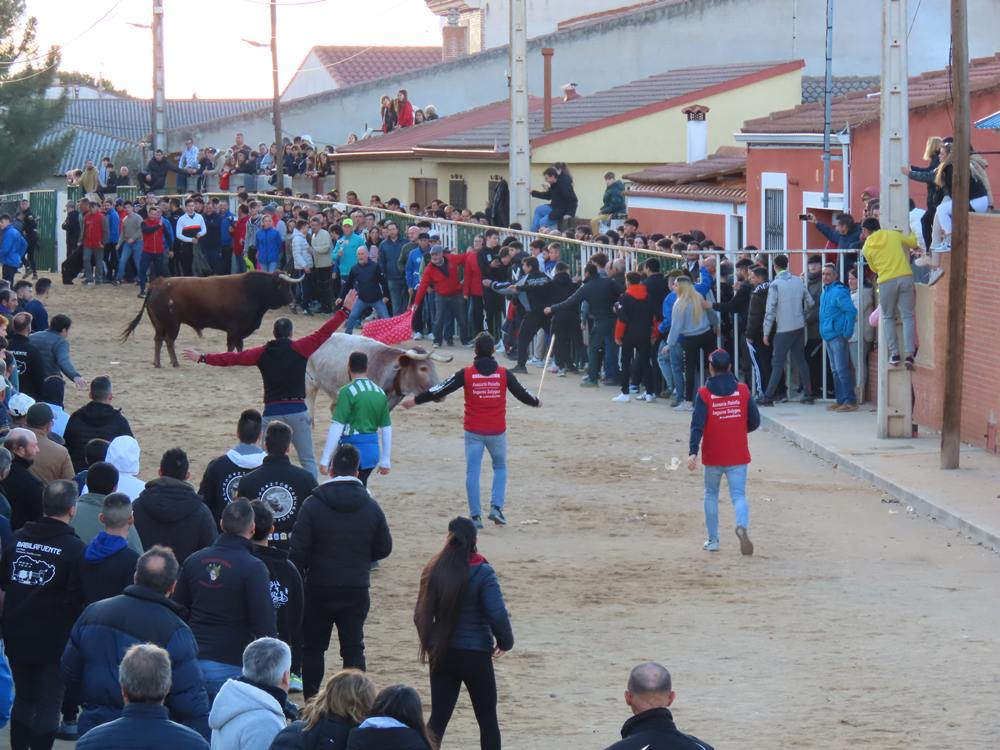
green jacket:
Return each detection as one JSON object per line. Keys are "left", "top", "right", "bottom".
{"left": 70, "top": 492, "right": 144, "bottom": 554}
{"left": 600, "top": 180, "right": 627, "bottom": 215}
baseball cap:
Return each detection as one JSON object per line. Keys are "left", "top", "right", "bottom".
{"left": 8, "top": 392, "right": 35, "bottom": 417}
{"left": 708, "top": 349, "right": 731, "bottom": 369}
{"left": 430, "top": 246, "right": 444, "bottom": 255}
{"left": 342, "top": 218, "right": 354, "bottom": 227}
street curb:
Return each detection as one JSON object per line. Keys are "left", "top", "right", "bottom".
{"left": 760, "top": 414, "right": 1000, "bottom": 553}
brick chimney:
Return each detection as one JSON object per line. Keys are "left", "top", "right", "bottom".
{"left": 683, "top": 104, "right": 710, "bottom": 163}
{"left": 561, "top": 82, "right": 579, "bottom": 102}
{"left": 441, "top": 9, "right": 468, "bottom": 62}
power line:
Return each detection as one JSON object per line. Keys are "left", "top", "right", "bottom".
{"left": 0, "top": 0, "right": 125, "bottom": 69}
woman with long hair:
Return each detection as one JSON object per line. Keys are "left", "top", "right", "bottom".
{"left": 665, "top": 275, "right": 717, "bottom": 410}
{"left": 380, "top": 95, "right": 397, "bottom": 133}
{"left": 345, "top": 685, "right": 433, "bottom": 750}
{"left": 414, "top": 517, "right": 513, "bottom": 750}
{"left": 930, "top": 145, "right": 992, "bottom": 256}
{"left": 902, "top": 135, "right": 944, "bottom": 252}
{"left": 270, "top": 669, "right": 376, "bottom": 749}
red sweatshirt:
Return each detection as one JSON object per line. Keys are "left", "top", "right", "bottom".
{"left": 462, "top": 251, "right": 483, "bottom": 298}
{"left": 233, "top": 215, "right": 249, "bottom": 256}
{"left": 82, "top": 211, "right": 104, "bottom": 249}
{"left": 204, "top": 308, "right": 348, "bottom": 367}
{"left": 413, "top": 253, "right": 467, "bottom": 307}
{"left": 141, "top": 218, "right": 166, "bottom": 254}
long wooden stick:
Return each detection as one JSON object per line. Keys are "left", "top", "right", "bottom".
{"left": 536, "top": 333, "right": 557, "bottom": 397}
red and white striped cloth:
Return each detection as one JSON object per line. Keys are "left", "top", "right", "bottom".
{"left": 362, "top": 310, "right": 414, "bottom": 345}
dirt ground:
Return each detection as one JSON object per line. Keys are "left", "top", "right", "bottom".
{"left": 30, "top": 281, "right": 1000, "bottom": 749}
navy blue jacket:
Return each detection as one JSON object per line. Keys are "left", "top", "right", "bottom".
{"left": 603, "top": 707, "right": 714, "bottom": 750}
{"left": 61, "top": 584, "right": 211, "bottom": 739}
{"left": 814, "top": 221, "right": 861, "bottom": 250}
{"left": 76, "top": 703, "right": 209, "bottom": 750}
{"left": 449, "top": 557, "right": 513, "bottom": 653}
{"left": 689, "top": 373, "right": 760, "bottom": 458}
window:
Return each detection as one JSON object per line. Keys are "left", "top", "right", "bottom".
{"left": 448, "top": 174, "right": 467, "bottom": 210}
{"left": 764, "top": 188, "right": 785, "bottom": 250}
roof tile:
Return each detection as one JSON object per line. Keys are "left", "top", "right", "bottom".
{"left": 624, "top": 147, "right": 746, "bottom": 184}
{"left": 311, "top": 46, "right": 443, "bottom": 88}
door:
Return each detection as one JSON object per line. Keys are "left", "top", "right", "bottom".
{"left": 412, "top": 178, "right": 438, "bottom": 208}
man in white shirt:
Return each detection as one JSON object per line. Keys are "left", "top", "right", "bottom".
{"left": 175, "top": 199, "right": 206, "bottom": 277}
{"left": 177, "top": 138, "right": 199, "bottom": 194}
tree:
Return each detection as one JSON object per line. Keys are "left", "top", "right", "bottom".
{"left": 56, "top": 70, "right": 131, "bottom": 98}
{"left": 0, "top": 0, "right": 71, "bottom": 192}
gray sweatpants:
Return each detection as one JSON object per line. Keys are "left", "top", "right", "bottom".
{"left": 878, "top": 275, "right": 916, "bottom": 357}
{"left": 765, "top": 328, "right": 812, "bottom": 399}
{"left": 263, "top": 409, "right": 317, "bottom": 479}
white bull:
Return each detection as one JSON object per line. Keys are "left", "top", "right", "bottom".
{"left": 305, "top": 333, "right": 454, "bottom": 414}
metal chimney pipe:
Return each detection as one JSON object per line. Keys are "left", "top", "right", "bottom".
{"left": 542, "top": 47, "right": 554, "bottom": 131}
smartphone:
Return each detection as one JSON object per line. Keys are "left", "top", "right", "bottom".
{"left": 798, "top": 213, "right": 811, "bottom": 221}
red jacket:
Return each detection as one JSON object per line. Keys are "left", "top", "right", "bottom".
{"left": 232, "top": 215, "right": 249, "bottom": 256}
{"left": 462, "top": 251, "right": 483, "bottom": 298}
{"left": 204, "top": 308, "right": 348, "bottom": 367}
{"left": 463, "top": 365, "right": 507, "bottom": 434}
{"left": 396, "top": 100, "right": 414, "bottom": 128}
{"left": 697, "top": 383, "right": 752, "bottom": 466}
{"left": 141, "top": 219, "right": 166, "bottom": 255}
{"left": 82, "top": 211, "right": 104, "bottom": 249}
{"left": 413, "top": 253, "right": 467, "bottom": 306}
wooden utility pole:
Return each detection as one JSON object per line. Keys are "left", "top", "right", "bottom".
{"left": 941, "top": 0, "right": 970, "bottom": 469}
{"left": 150, "top": 0, "right": 166, "bottom": 151}
{"left": 270, "top": 0, "right": 283, "bottom": 153}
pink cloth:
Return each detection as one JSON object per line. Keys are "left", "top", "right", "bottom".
{"left": 362, "top": 310, "right": 414, "bottom": 345}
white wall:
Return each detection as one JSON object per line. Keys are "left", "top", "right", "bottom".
{"left": 281, "top": 50, "right": 339, "bottom": 102}
{"left": 477, "top": 0, "right": 621, "bottom": 49}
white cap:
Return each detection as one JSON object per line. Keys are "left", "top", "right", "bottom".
{"left": 8, "top": 392, "right": 35, "bottom": 417}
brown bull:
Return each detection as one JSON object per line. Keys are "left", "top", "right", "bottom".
{"left": 120, "top": 271, "right": 303, "bottom": 367}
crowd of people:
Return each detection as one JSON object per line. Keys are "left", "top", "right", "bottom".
{"left": 377, "top": 89, "right": 439, "bottom": 135}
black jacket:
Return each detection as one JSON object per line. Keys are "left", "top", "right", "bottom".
{"left": 604, "top": 707, "right": 714, "bottom": 750}
{"left": 258, "top": 339, "right": 309, "bottom": 404}
{"left": 615, "top": 285, "right": 654, "bottom": 344}
{"left": 346, "top": 724, "right": 431, "bottom": 750}
{"left": 133, "top": 477, "right": 218, "bottom": 563}
{"left": 7, "top": 332, "right": 45, "bottom": 399}
{"left": 711, "top": 280, "right": 752, "bottom": 339}
{"left": 143, "top": 156, "right": 175, "bottom": 191}
{"left": 530, "top": 172, "right": 578, "bottom": 224}
{"left": 80, "top": 538, "right": 141, "bottom": 605}
{"left": 289, "top": 478, "right": 392, "bottom": 590}
{"left": 3, "top": 454, "right": 44, "bottom": 530}
{"left": 342, "top": 261, "right": 389, "bottom": 305}
{"left": 173, "top": 533, "right": 277, "bottom": 667}
{"left": 76, "top": 703, "right": 209, "bottom": 750}
{"left": 237, "top": 455, "right": 316, "bottom": 550}
{"left": 548, "top": 271, "right": 580, "bottom": 320}
{"left": 745, "top": 282, "right": 772, "bottom": 343}
{"left": 269, "top": 715, "right": 355, "bottom": 750}
{"left": 550, "top": 274, "right": 620, "bottom": 319}
{"left": 493, "top": 269, "right": 552, "bottom": 314}
{"left": 644, "top": 273, "right": 670, "bottom": 321}
{"left": 64, "top": 401, "right": 134, "bottom": 472}
{"left": 3, "top": 516, "right": 85, "bottom": 663}
{"left": 198, "top": 448, "right": 265, "bottom": 524}
{"left": 488, "top": 178, "right": 510, "bottom": 227}
{"left": 253, "top": 544, "right": 303, "bottom": 672}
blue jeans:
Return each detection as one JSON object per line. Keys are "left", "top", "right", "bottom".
{"left": 262, "top": 261, "right": 279, "bottom": 272}
{"left": 198, "top": 659, "right": 241, "bottom": 704}
{"left": 387, "top": 278, "right": 408, "bottom": 316}
{"left": 703, "top": 464, "right": 749, "bottom": 542}
{"left": 139, "top": 252, "right": 167, "bottom": 292}
{"left": 464, "top": 431, "right": 507, "bottom": 518}
{"left": 231, "top": 253, "right": 247, "bottom": 274}
{"left": 434, "top": 293, "right": 465, "bottom": 345}
{"left": 669, "top": 345, "right": 684, "bottom": 400}
{"left": 116, "top": 240, "right": 143, "bottom": 280}
{"left": 530, "top": 204, "right": 554, "bottom": 232}
{"left": 825, "top": 336, "right": 856, "bottom": 405}
{"left": 345, "top": 299, "right": 389, "bottom": 334}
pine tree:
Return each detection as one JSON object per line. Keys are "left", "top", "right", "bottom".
{"left": 0, "top": 0, "right": 71, "bottom": 192}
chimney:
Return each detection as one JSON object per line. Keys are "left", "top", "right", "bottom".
{"left": 542, "top": 48, "right": 554, "bottom": 131}
{"left": 683, "top": 104, "right": 710, "bottom": 163}
{"left": 561, "top": 82, "right": 579, "bottom": 102}
{"left": 442, "top": 9, "right": 469, "bottom": 62}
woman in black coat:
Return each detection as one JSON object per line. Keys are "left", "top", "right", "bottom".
{"left": 345, "top": 686, "right": 433, "bottom": 750}
{"left": 269, "top": 669, "right": 375, "bottom": 750}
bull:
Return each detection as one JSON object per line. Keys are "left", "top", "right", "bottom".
{"left": 120, "top": 271, "right": 304, "bottom": 368}
{"left": 306, "top": 333, "right": 453, "bottom": 413}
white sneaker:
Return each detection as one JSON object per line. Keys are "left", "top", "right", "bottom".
{"left": 643, "top": 393, "right": 656, "bottom": 403}
{"left": 612, "top": 393, "right": 631, "bottom": 403}
{"left": 703, "top": 539, "right": 720, "bottom": 552}
{"left": 927, "top": 267, "right": 945, "bottom": 286}
{"left": 549, "top": 364, "right": 560, "bottom": 374}
{"left": 412, "top": 332, "right": 423, "bottom": 340}
{"left": 495, "top": 342, "right": 506, "bottom": 353}
{"left": 673, "top": 400, "right": 693, "bottom": 411}
{"left": 527, "top": 357, "right": 545, "bottom": 367}
{"left": 556, "top": 369, "right": 567, "bottom": 377}
{"left": 931, "top": 236, "right": 951, "bottom": 252}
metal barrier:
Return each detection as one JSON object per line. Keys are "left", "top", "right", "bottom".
{"left": 0, "top": 189, "right": 58, "bottom": 271}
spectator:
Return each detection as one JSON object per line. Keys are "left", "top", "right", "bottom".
{"left": 807, "top": 212, "right": 861, "bottom": 249}
{"left": 29, "top": 313, "right": 87, "bottom": 389}
{"left": 339, "top": 246, "right": 390, "bottom": 334}
{"left": 290, "top": 220, "right": 314, "bottom": 315}
{"left": 7, "top": 312, "right": 45, "bottom": 399}
{"left": 115, "top": 201, "right": 145, "bottom": 285}
{"left": 290, "top": 444, "right": 392, "bottom": 699}
{"left": 345, "top": 685, "right": 433, "bottom": 750}
{"left": 0, "top": 214, "right": 28, "bottom": 284}
{"left": 612, "top": 270, "right": 655, "bottom": 403}
{"left": 198, "top": 409, "right": 265, "bottom": 524}
{"left": 847, "top": 267, "right": 875, "bottom": 401}
{"left": 602, "top": 663, "right": 713, "bottom": 750}
{"left": 819, "top": 263, "right": 858, "bottom": 412}
{"left": 590, "top": 171, "right": 627, "bottom": 234}
{"left": 416, "top": 517, "right": 513, "bottom": 750}
{"left": 334, "top": 218, "right": 365, "bottom": 283}
{"left": 175, "top": 199, "right": 206, "bottom": 277}
{"left": 73, "top": 437, "right": 108, "bottom": 493}
{"left": 74, "top": 644, "right": 209, "bottom": 750}
{"left": 40, "top": 376, "right": 69, "bottom": 437}
{"left": 249, "top": 500, "right": 304, "bottom": 694}
{"left": 24, "top": 278, "right": 50, "bottom": 331}
{"left": 530, "top": 165, "right": 578, "bottom": 232}
{"left": 209, "top": 637, "right": 291, "bottom": 750}
{"left": 139, "top": 149, "right": 175, "bottom": 193}
{"left": 61, "top": 202, "right": 82, "bottom": 285}
{"left": 79, "top": 492, "right": 142, "bottom": 605}
{"left": 139, "top": 205, "right": 169, "bottom": 298}
{"left": 548, "top": 261, "right": 581, "bottom": 375}
{"left": 378, "top": 221, "right": 408, "bottom": 315}
{"left": 743, "top": 266, "right": 774, "bottom": 400}
{"left": 255, "top": 214, "right": 283, "bottom": 272}
{"left": 488, "top": 255, "right": 552, "bottom": 374}
{"left": 307, "top": 215, "right": 334, "bottom": 313}
{"left": 3, "top": 480, "right": 85, "bottom": 750}
{"left": 96, "top": 434, "right": 145, "bottom": 501}
{"left": 665, "top": 276, "right": 717, "bottom": 411}
{"left": 174, "top": 500, "right": 277, "bottom": 702}
{"left": 0, "top": 446, "right": 13, "bottom": 519}
{"left": 759, "top": 254, "right": 815, "bottom": 406}
{"left": 71, "top": 461, "right": 140, "bottom": 550}
{"left": 64, "top": 375, "right": 134, "bottom": 473}
{"left": 177, "top": 138, "right": 199, "bottom": 194}
{"left": 62, "top": 547, "right": 211, "bottom": 740}
{"left": 395, "top": 90, "right": 414, "bottom": 128}
{"left": 25, "top": 403, "right": 74, "bottom": 485}
{"left": 79, "top": 201, "right": 106, "bottom": 285}
{"left": 860, "top": 218, "right": 918, "bottom": 368}
{"left": 132, "top": 448, "right": 217, "bottom": 564}
{"left": 270, "top": 669, "right": 375, "bottom": 749}
{"left": 804, "top": 255, "right": 824, "bottom": 396}
{"left": 412, "top": 247, "right": 471, "bottom": 348}
{"left": 3, "top": 428, "right": 44, "bottom": 529}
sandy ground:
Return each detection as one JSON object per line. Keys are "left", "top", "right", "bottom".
{"left": 23, "top": 281, "right": 1000, "bottom": 749}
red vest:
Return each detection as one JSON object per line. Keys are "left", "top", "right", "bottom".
{"left": 698, "top": 383, "right": 752, "bottom": 466}
{"left": 463, "top": 365, "right": 508, "bottom": 435}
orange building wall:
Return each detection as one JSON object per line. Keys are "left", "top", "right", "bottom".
{"left": 628, "top": 206, "right": 728, "bottom": 241}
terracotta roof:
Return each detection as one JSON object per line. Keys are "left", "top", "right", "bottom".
{"left": 623, "top": 147, "right": 746, "bottom": 184}
{"left": 744, "top": 53, "right": 1000, "bottom": 134}
{"left": 310, "top": 46, "right": 442, "bottom": 88}
{"left": 422, "top": 60, "right": 803, "bottom": 150}
{"left": 333, "top": 97, "right": 548, "bottom": 158}
{"left": 626, "top": 182, "right": 747, "bottom": 203}
{"left": 556, "top": 0, "right": 666, "bottom": 31}
{"left": 801, "top": 75, "right": 881, "bottom": 103}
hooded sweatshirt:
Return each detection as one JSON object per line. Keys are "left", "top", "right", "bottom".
{"left": 252, "top": 544, "right": 304, "bottom": 672}
{"left": 80, "top": 532, "right": 141, "bottom": 605}
{"left": 862, "top": 229, "right": 917, "bottom": 284}
{"left": 70, "top": 491, "right": 144, "bottom": 552}
{"left": 199, "top": 445, "right": 266, "bottom": 523}
{"left": 208, "top": 677, "right": 285, "bottom": 750}
{"left": 133, "top": 477, "right": 218, "bottom": 563}
{"left": 614, "top": 283, "right": 654, "bottom": 344}
{"left": 64, "top": 400, "right": 134, "bottom": 472}
{"left": 84, "top": 435, "right": 145, "bottom": 501}
{"left": 236, "top": 456, "right": 316, "bottom": 550}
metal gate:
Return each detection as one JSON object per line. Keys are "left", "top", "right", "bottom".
{"left": 0, "top": 190, "right": 58, "bottom": 271}
{"left": 763, "top": 187, "right": 785, "bottom": 250}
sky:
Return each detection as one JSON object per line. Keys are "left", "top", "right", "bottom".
{"left": 24, "top": 0, "right": 442, "bottom": 99}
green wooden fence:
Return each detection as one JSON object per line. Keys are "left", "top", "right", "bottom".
{"left": 0, "top": 190, "right": 58, "bottom": 271}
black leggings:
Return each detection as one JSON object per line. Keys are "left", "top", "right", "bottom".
{"left": 10, "top": 660, "right": 63, "bottom": 750}
{"left": 682, "top": 329, "right": 716, "bottom": 401}
{"left": 428, "top": 648, "right": 500, "bottom": 750}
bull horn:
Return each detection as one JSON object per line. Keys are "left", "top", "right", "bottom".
{"left": 429, "top": 351, "right": 454, "bottom": 363}
{"left": 278, "top": 273, "right": 305, "bottom": 284}
{"left": 402, "top": 348, "right": 430, "bottom": 360}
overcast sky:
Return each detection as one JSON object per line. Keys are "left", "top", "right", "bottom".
{"left": 25, "top": 0, "right": 441, "bottom": 99}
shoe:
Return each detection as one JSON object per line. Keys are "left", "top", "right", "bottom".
{"left": 527, "top": 357, "right": 544, "bottom": 367}
{"left": 800, "top": 395, "right": 815, "bottom": 404}
{"left": 412, "top": 332, "right": 423, "bottom": 340}
{"left": 826, "top": 403, "right": 841, "bottom": 411}
{"left": 612, "top": 393, "right": 631, "bottom": 403}
{"left": 703, "top": 539, "right": 720, "bottom": 552}
{"left": 579, "top": 379, "right": 599, "bottom": 388}
{"left": 289, "top": 673, "right": 303, "bottom": 693}
{"left": 670, "top": 398, "right": 682, "bottom": 407}
{"left": 889, "top": 354, "right": 901, "bottom": 367}
{"left": 509, "top": 365, "right": 528, "bottom": 374}
{"left": 643, "top": 393, "right": 656, "bottom": 403}
{"left": 82, "top": 279, "right": 93, "bottom": 286}
{"left": 928, "top": 267, "right": 945, "bottom": 286}
{"left": 56, "top": 721, "right": 78, "bottom": 741}
{"left": 674, "top": 401, "right": 693, "bottom": 412}
{"left": 370, "top": 560, "right": 380, "bottom": 571}
{"left": 471, "top": 515, "right": 484, "bottom": 529}
{"left": 904, "top": 355, "right": 915, "bottom": 371}
{"left": 839, "top": 403, "right": 859, "bottom": 412}
{"left": 488, "top": 506, "right": 507, "bottom": 525}
{"left": 735, "top": 526, "right": 754, "bottom": 556}
{"left": 757, "top": 398, "right": 775, "bottom": 406}
{"left": 137, "top": 291, "right": 146, "bottom": 298}
{"left": 446, "top": 339, "right": 455, "bottom": 347}
{"left": 556, "top": 369, "right": 566, "bottom": 377}
{"left": 495, "top": 342, "right": 505, "bottom": 353}
{"left": 110, "top": 279, "right": 121, "bottom": 286}
{"left": 931, "top": 236, "right": 952, "bottom": 252}
{"left": 628, "top": 384, "right": 640, "bottom": 394}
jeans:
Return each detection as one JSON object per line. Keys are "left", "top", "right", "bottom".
{"left": 388, "top": 278, "right": 408, "bottom": 316}
{"left": 766, "top": 328, "right": 812, "bottom": 399}
{"left": 231, "top": 253, "right": 247, "bottom": 274}
{"left": 587, "top": 317, "right": 616, "bottom": 382}
{"left": 302, "top": 586, "right": 370, "bottom": 699}
{"left": 116, "top": 240, "right": 143, "bottom": 281}
{"left": 878, "top": 275, "right": 916, "bottom": 357}
{"left": 9, "top": 658, "right": 64, "bottom": 749}
{"left": 138, "top": 252, "right": 167, "bottom": 292}
{"left": 530, "top": 204, "right": 553, "bottom": 232}
{"left": 263, "top": 409, "right": 317, "bottom": 479}
{"left": 849, "top": 339, "right": 868, "bottom": 400}
{"left": 82, "top": 246, "right": 104, "bottom": 282}
{"left": 428, "top": 648, "right": 501, "bottom": 750}
{"left": 1, "top": 265, "right": 16, "bottom": 284}
{"left": 345, "top": 299, "right": 389, "bottom": 334}
{"left": 197, "top": 660, "right": 241, "bottom": 705}
{"left": 262, "top": 260, "right": 279, "bottom": 273}
{"left": 825, "top": 336, "right": 855, "bottom": 404}
{"left": 434, "top": 293, "right": 466, "bottom": 345}
{"left": 703, "top": 464, "right": 749, "bottom": 542}
{"left": 464, "top": 431, "right": 507, "bottom": 518}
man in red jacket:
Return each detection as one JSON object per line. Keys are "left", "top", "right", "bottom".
{"left": 182, "top": 290, "right": 356, "bottom": 479}
{"left": 412, "top": 247, "right": 470, "bottom": 348}
{"left": 81, "top": 201, "right": 106, "bottom": 285}
{"left": 138, "top": 206, "right": 168, "bottom": 298}
{"left": 687, "top": 349, "right": 760, "bottom": 555}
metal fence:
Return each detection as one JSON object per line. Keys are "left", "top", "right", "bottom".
{"left": 0, "top": 190, "right": 58, "bottom": 271}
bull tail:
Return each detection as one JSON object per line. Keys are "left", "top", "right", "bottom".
{"left": 120, "top": 293, "right": 150, "bottom": 343}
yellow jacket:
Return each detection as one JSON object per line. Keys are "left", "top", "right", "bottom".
{"left": 862, "top": 229, "right": 917, "bottom": 284}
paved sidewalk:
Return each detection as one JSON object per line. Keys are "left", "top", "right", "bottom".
{"left": 758, "top": 402, "right": 1000, "bottom": 552}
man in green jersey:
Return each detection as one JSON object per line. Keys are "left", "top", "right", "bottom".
{"left": 319, "top": 351, "right": 391, "bottom": 487}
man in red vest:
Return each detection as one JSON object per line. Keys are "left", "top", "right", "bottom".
{"left": 687, "top": 349, "right": 760, "bottom": 555}
{"left": 401, "top": 332, "right": 540, "bottom": 528}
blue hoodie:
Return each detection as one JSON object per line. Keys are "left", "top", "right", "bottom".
{"left": 85, "top": 531, "right": 129, "bottom": 562}
{"left": 819, "top": 281, "right": 857, "bottom": 341}
{"left": 405, "top": 246, "right": 425, "bottom": 290}
{"left": 104, "top": 208, "right": 121, "bottom": 245}
{"left": 0, "top": 225, "right": 27, "bottom": 268}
